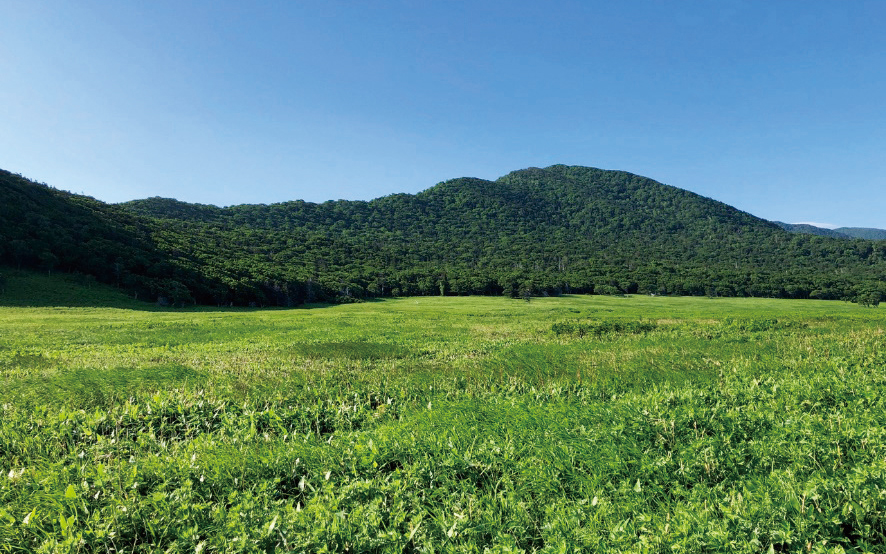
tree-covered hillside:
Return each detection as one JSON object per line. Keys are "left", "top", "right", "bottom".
{"left": 3, "top": 165, "right": 886, "bottom": 306}
{"left": 772, "top": 222, "right": 886, "bottom": 241}
{"left": 836, "top": 227, "right": 886, "bottom": 240}
{"left": 0, "top": 170, "right": 235, "bottom": 305}
{"left": 772, "top": 222, "right": 851, "bottom": 239}
{"left": 0, "top": 170, "right": 168, "bottom": 298}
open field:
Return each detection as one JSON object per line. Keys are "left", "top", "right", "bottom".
{"left": 1, "top": 289, "right": 886, "bottom": 552}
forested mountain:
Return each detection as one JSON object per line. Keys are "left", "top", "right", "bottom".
{"left": 0, "top": 170, "right": 164, "bottom": 295}
{"left": 836, "top": 227, "right": 886, "bottom": 240}
{"left": 3, "top": 165, "right": 886, "bottom": 306}
{"left": 0, "top": 170, "right": 241, "bottom": 305}
{"left": 772, "top": 222, "right": 851, "bottom": 239}
{"left": 774, "top": 222, "right": 886, "bottom": 241}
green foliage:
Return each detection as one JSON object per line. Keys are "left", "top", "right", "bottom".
{"left": 717, "top": 317, "right": 807, "bottom": 332}
{"left": 5, "top": 165, "right": 886, "bottom": 307}
{"left": 2, "top": 295, "right": 886, "bottom": 551}
{"left": 593, "top": 284, "right": 623, "bottom": 296}
{"left": 0, "top": 269, "right": 147, "bottom": 308}
{"left": 856, "top": 292, "right": 881, "bottom": 308}
{"left": 552, "top": 319, "right": 657, "bottom": 337}
{"left": 5, "top": 364, "right": 204, "bottom": 408}
{"left": 855, "top": 282, "right": 885, "bottom": 308}
{"left": 290, "top": 341, "right": 410, "bottom": 361}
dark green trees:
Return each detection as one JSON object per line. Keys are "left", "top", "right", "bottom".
{"left": 4, "top": 165, "right": 886, "bottom": 306}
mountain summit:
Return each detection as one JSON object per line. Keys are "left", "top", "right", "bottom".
{"left": 3, "top": 165, "right": 885, "bottom": 305}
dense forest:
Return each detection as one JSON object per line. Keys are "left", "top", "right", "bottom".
{"left": 2, "top": 165, "right": 885, "bottom": 306}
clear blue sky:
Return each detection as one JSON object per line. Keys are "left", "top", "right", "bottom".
{"left": 2, "top": 1, "right": 885, "bottom": 228}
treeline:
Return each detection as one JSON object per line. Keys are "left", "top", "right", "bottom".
{"left": 3, "top": 165, "right": 886, "bottom": 306}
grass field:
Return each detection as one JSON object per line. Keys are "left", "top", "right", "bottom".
{"left": 1, "top": 272, "right": 886, "bottom": 552}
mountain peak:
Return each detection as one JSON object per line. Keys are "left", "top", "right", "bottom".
{"left": 4, "top": 165, "right": 886, "bottom": 306}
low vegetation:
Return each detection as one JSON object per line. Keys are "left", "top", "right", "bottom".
{"left": 1, "top": 276, "right": 885, "bottom": 552}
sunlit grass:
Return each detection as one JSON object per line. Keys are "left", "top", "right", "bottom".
{"left": 1, "top": 289, "right": 885, "bottom": 551}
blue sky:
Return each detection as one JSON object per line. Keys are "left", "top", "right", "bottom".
{"left": 2, "top": 1, "right": 885, "bottom": 228}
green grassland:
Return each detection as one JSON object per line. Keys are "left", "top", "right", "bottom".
{"left": 1, "top": 274, "right": 886, "bottom": 552}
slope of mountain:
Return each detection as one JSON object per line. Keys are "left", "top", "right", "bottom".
{"left": 4, "top": 165, "right": 886, "bottom": 305}
{"left": 772, "top": 222, "right": 851, "bottom": 239}
{"left": 774, "top": 222, "right": 886, "bottom": 241}
{"left": 0, "top": 169, "right": 163, "bottom": 287}
{"left": 0, "top": 267, "right": 146, "bottom": 308}
{"left": 0, "top": 169, "right": 245, "bottom": 305}
{"left": 119, "top": 197, "right": 224, "bottom": 223}
{"left": 835, "top": 227, "right": 886, "bottom": 240}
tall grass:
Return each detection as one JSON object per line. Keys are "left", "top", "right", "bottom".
{"left": 1, "top": 292, "right": 885, "bottom": 552}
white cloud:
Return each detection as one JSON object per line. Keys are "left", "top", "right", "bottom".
{"left": 792, "top": 222, "right": 839, "bottom": 229}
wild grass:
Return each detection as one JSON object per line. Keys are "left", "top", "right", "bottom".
{"left": 1, "top": 283, "right": 885, "bottom": 552}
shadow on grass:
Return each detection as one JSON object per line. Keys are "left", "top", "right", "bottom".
{"left": 2, "top": 364, "right": 207, "bottom": 408}
{"left": 0, "top": 268, "right": 348, "bottom": 311}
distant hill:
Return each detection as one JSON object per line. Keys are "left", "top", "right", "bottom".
{"left": 118, "top": 197, "right": 224, "bottom": 223}
{"left": 774, "top": 222, "right": 886, "bottom": 241}
{"left": 0, "top": 169, "right": 242, "bottom": 305}
{"left": 0, "top": 170, "right": 166, "bottom": 297}
{"left": 772, "top": 222, "right": 851, "bottom": 239}
{"left": 835, "top": 227, "right": 886, "bottom": 240}
{"left": 4, "top": 165, "right": 886, "bottom": 305}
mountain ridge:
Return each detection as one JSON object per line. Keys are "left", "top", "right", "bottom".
{"left": 3, "top": 165, "right": 885, "bottom": 306}
{"left": 774, "top": 221, "right": 886, "bottom": 240}
{"left": 118, "top": 168, "right": 884, "bottom": 240}
{"left": 835, "top": 227, "right": 886, "bottom": 240}
{"left": 772, "top": 222, "right": 852, "bottom": 239}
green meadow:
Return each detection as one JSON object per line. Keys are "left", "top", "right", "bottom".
{"left": 1, "top": 277, "right": 886, "bottom": 552}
